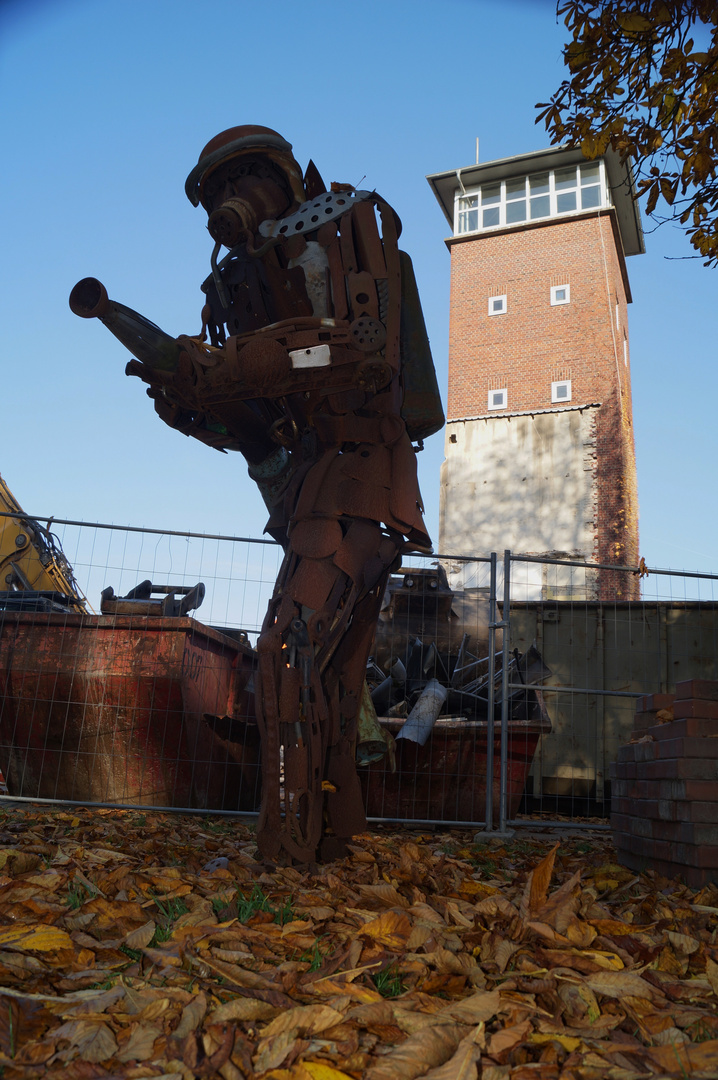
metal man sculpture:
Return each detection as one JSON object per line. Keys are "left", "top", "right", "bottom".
{"left": 70, "top": 126, "right": 444, "bottom": 862}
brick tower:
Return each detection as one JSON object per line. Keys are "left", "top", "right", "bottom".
{"left": 427, "top": 147, "right": 644, "bottom": 599}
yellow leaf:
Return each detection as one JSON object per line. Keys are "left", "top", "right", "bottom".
{"left": 0, "top": 924, "right": 73, "bottom": 952}
{"left": 530, "top": 1032, "right": 581, "bottom": 1052}
{"left": 360, "top": 910, "right": 412, "bottom": 951}
{"left": 618, "top": 12, "right": 654, "bottom": 34}
{"left": 302, "top": 1064, "right": 355, "bottom": 1080}
{"left": 577, "top": 950, "right": 624, "bottom": 970}
{"left": 459, "top": 880, "right": 496, "bottom": 898}
{"left": 588, "top": 918, "right": 636, "bottom": 936}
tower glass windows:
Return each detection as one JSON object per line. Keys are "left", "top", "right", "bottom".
{"left": 454, "top": 161, "right": 608, "bottom": 235}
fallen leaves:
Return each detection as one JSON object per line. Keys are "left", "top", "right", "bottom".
{"left": 0, "top": 807, "right": 716, "bottom": 1078}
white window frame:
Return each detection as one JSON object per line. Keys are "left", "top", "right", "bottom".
{"left": 488, "top": 388, "right": 507, "bottom": 410}
{"left": 454, "top": 161, "right": 607, "bottom": 236}
{"left": 551, "top": 379, "right": 572, "bottom": 404}
{"left": 551, "top": 284, "right": 570, "bottom": 306}
{"left": 488, "top": 294, "right": 507, "bottom": 316}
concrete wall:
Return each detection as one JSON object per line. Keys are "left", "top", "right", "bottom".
{"left": 509, "top": 601, "right": 718, "bottom": 804}
{"left": 439, "top": 408, "right": 598, "bottom": 593}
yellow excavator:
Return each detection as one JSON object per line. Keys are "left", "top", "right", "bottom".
{"left": 0, "top": 473, "right": 89, "bottom": 612}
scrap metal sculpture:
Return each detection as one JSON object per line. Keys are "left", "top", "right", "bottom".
{"left": 70, "top": 126, "right": 444, "bottom": 862}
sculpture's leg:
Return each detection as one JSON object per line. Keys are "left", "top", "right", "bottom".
{"left": 254, "top": 517, "right": 401, "bottom": 863}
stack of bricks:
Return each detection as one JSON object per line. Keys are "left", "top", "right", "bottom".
{"left": 610, "top": 680, "right": 718, "bottom": 889}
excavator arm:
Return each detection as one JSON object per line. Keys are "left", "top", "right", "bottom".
{"left": 0, "top": 474, "right": 89, "bottom": 612}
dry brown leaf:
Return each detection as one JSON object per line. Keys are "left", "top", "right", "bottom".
{"left": 667, "top": 930, "right": 700, "bottom": 955}
{"left": 116, "top": 1021, "right": 161, "bottom": 1062}
{"left": 421, "top": 1027, "right": 484, "bottom": 1080}
{"left": 364, "top": 1022, "right": 468, "bottom": 1080}
{"left": 356, "top": 883, "right": 410, "bottom": 909}
{"left": 175, "top": 991, "right": 208, "bottom": 1038}
{"left": 211, "top": 997, "right": 279, "bottom": 1022}
{"left": 253, "top": 1028, "right": 300, "bottom": 1073}
{"left": 522, "top": 843, "right": 559, "bottom": 917}
{"left": 486, "top": 1017, "right": 532, "bottom": 1060}
{"left": 54, "top": 1018, "right": 119, "bottom": 1062}
{"left": 441, "top": 990, "right": 501, "bottom": 1026}
{"left": 261, "top": 1004, "right": 345, "bottom": 1038}
{"left": 124, "top": 919, "right": 156, "bottom": 949}
{"left": 584, "top": 969, "right": 657, "bottom": 1000}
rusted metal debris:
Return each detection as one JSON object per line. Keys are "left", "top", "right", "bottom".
{"left": 70, "top": 125, "right": 444, "bottom": 863}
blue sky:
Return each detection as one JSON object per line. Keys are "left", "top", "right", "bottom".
{"left": 1, "top": 0, "right": 715, "bottom": 578}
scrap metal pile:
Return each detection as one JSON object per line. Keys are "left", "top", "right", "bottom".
{"left": 367, "top": 565, "right": 551, "bottom": 740}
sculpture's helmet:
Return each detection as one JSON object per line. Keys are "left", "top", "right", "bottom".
{"left": 184, "top": 125, "right": 306, "bottom": 212}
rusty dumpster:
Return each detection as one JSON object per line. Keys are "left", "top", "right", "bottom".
{"left": 0, "top": 612, "right": 260, "bottom": 810}
{"left": 360, "top": 709, "right": 551, "bottom": 824}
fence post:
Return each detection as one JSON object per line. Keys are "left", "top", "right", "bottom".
{"left": 499, "top": 549, "right": 512, "bottom": 834}
{"left": 485, "top": 552, "right": 498, "bottom": 831}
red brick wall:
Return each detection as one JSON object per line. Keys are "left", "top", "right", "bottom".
{"left": 611, "top": 681, "right": 718, "bottom": 888}
{"left": 446, "top": 210, "right": 639, "bottom": 590}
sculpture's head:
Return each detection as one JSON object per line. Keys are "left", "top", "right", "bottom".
{"left": 185, "top": 125, "right": 305, "bottom": 247}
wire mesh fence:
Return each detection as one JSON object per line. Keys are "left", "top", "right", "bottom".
{"left": 1, "top": 512, "right": 717, "bottom": 832}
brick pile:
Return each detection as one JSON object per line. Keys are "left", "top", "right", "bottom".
{"left": 611, "top": 679, "right": 718, "bottom": 888}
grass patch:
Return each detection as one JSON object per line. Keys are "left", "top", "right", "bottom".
{"left": 66, "top": 881, "right": 96, "bottom": 909}
{"left": 234, "top": 885, "right": 294, "bottom": 925}
{"left": 300, "top": 940, "right": 324, "bottom": 973}
{"left": 150, "top": 894, "right": 190, "bottom": 945}
{"left": 372, "top": 963, "right": 405, "bottom": 998}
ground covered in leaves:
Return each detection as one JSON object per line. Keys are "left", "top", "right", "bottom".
{"left": 0, "top": 809, "right": 717, "bottom": 1079}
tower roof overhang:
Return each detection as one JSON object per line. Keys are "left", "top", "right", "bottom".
{"left": 426, "top": 145, "right": 645, "bottom": 257}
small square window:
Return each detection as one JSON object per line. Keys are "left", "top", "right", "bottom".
{"left": 488, "top": 388, "right": 507, "bottom": 410}
{"left": 551, "top": 284, "right": 570, "bottom": 306}
{"left": 551, "top": 380, "right": 572, "bottom": 403}
{"left": 488, "top": 294, "right": 507, "bottom": 316}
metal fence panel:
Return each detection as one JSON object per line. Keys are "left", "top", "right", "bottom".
{"left": 2, "top": 517, "right": 717, "bottom": 832}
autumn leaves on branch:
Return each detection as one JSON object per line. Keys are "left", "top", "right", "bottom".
{"left": 537, "top": 1, "right": 718, "bottom": 265}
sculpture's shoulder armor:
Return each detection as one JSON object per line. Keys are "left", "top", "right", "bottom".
{"left": 258, "top": 189, "right": 376, "bottom": 240}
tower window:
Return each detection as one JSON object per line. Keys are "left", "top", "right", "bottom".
{"left": 488, "top": 388, "right": 507, "bottom": 410}
{"left": 488, "top": 294, "right": 507, "bottom": 316}
{"left": 454, "top": 161, "right": 607, "bottom": 235}
{"left": 551, "top": 380, "right": 572, "bottom": 403}
{"left": 551, "top": 284, "right": 570, "bottom": 306}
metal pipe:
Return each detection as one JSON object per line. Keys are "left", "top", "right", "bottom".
{"left": 396, "top": 678, "right": 448, "bottom": 746}
{"left": 69, "top": 277, "right": 182, "bottom": 372}
{"left": 506, "top": 682, "right": 643, "bottom": 698}
{"left": 485, "top": 552, "right": 497, "bottom": 831}
{"left": 499, "top": 550, "right": 511, "bottom": 833}
{"left": 0, "top": 512, "right": 280, "bottom": 545}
